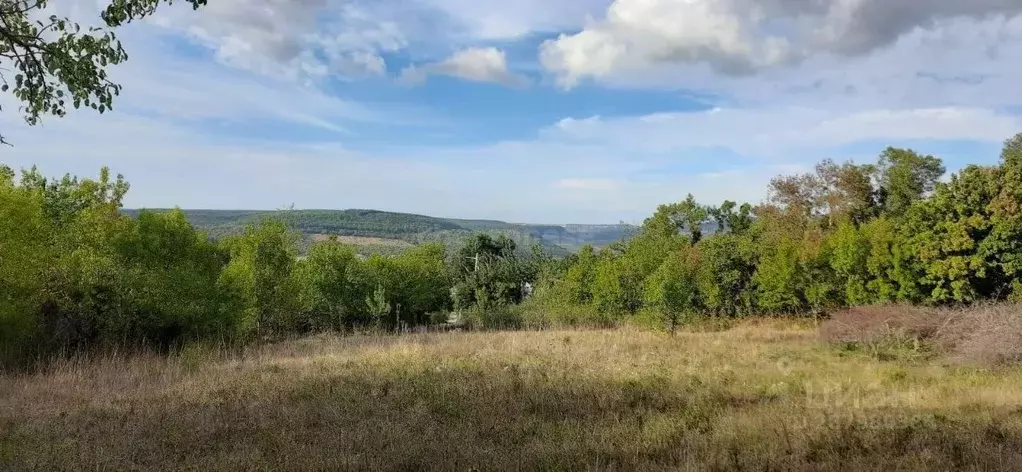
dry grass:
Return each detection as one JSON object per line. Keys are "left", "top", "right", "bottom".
{"left": 4, "top": 320, "right": 1022, "bottom": 470}
{"left": 820, "top": 303, "right": 1022, "bottom": 364}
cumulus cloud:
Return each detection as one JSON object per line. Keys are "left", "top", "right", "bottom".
{"left": 540, "top": 0, "right": 1022, "bottom": 87}
{"left": 401, "top": 47, "right": 527, "bottom": 86}
{"left": 148, "top": 0, "right": 405, "bottom": 82}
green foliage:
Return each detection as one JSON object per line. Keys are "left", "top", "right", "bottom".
{"left": 4, "top": 132, "right": 1022, "bottom": 365}
{"left": 529, "top": 132, "right": 1022, "bottom": 324}
{"left": 709, "top": 200, "right": 753, "bottom": 235}
{"left": 895, "top": 165, "right": 1002, "bottom": 303}
{"left": 366, "top": 285, "right": 390, "bottom": 329}
{"left": 0, "top": 171, "right": 50, "bottom": 361}
{"left": 559, "top": 245, "right": 597, "bottom": 304}
{"left": 0, "top": 0, "right": 207, "bottom": 144}
{"left": 877, "top": 147, "right": 946, "bottom": 218}
{"left": 218, "top": 219, "right": 303, "bottom": 337}
{"left": 294, "top": 241, "right": 367, "bottom": 330}
{"left": 645, "top": 194, "right": 709, "bottom": 244}
{"left": 643, "top": 246, "right": 700, "bottom": 332}
{"left": 450, "top": 234, "right": 535, "bottom": 313}
{"left": 696, "top": 233, "right": 757, "bottom": 316}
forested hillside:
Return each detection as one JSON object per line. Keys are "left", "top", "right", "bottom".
{"left": 120, "top": 208, "right": 638, "bottom": 257}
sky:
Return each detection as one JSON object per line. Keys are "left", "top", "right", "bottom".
{"left": 2, "top": 0, "right": 1022, "bottom": 224}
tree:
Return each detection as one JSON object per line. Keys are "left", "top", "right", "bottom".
{"left": 767, "top": 159, "right": 877, "bottom": 227}
{"left": 896, "top": 165, "right": 1000, "bottom": 303}
{"left": 366, "top": 284, "right": 390, "bottom": 330}
{"left": 559, "top": 245, "right": 597, "bottom": 305}
{"left": 592, "top": 254, "right": 626, "bottom": 314}
{"left": 112, "top": 209, "right": 231, "bottom": 342}
{"left": 644, "top": 194, "right": 708, "bottom": 244}
{"left": 450, "top": 234, "right": 533, "bottom": 311}
{"left": 294, "top": 241, "right": 368, "bottom": 331}
{"left": 0, "top": 0, "right": 207, "bottom": 144}
{"left": 709, "top": 200, "right": 754, "bottom": 235}
{"left": 768, "top": 172, "right": 823, "bottom": 219}
{"left": 988, "top": 133, "right": 1022, "bottom": 299}
{"left": 696, "top": 233, "right": 757, "bottom": 316}
{"left": 217, "top": 218, "right": 303, "bottom": 337}
{"left": 815, "top": 159, "right": 878, "bottom": 226}
{"left": 877, "top": 147, "right": 946, "bottom": 217}
{"left": 0, "top": 167, "right": 51, "bottom": 362}
{"left": 644, "top": 246, "right": 700, "bottom": 333}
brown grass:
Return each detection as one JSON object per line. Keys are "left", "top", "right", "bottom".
{"left": 4, "top": 320, "right": 1022, "bottom": 470}
{"left": 821, "top": 303, "right": 1022, "bottom": 364}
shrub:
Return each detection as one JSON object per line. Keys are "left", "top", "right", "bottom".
{"left": 820, "top": 304, "right": 1022, "bottom": 364}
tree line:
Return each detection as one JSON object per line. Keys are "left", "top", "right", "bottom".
{"left": 521, "top": 133, "right": 1022, "bottom": 331}
{"left": 3, "top": 133, "right": 1021, "bottom": 364}
{"left": 0, "top": 165, "right": 538, "bottom": 366}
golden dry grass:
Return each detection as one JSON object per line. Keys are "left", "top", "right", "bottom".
{"left": 4, "top": 320, "right": 1022, "bottom": 471}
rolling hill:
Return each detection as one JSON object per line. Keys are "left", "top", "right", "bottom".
{"left": 121, "top": 209, "right": 640, "bottom": 257}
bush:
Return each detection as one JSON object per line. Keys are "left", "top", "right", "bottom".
{"left": 819, "top": 304, "right": 1022, "bottom": 364}
{"left": 460, "top": 304, "right": 522, "bottom": 331}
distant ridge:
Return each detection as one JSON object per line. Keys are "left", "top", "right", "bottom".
{"left": 121, "top": 208, "right": 640, "bottom": 257}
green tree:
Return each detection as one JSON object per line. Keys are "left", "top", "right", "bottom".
{"left": 709, "top": 200, "right": 754, "bottom": 235}
{"left": 877, "top": 147, "right": 946, "bottom": 217}
{"left": 860, "top": 217, "right": 899, "bottom": 302}
{"left": 0, "top": 167, "right": 51, "bottom": 362}
{"left": 896, "top": 165, "right": 1000, "bottom": 303}
{"left": 294, "top": 240, "right": 368, "bottom": 331}
{"left": 829, "top": 222, "right": 868, "bottom": 305}
{"left": 987, "top": 133, "right": 1022, "bottom": 299}
{"left": 217, "top": 218, "right": 303, "bottom": 337}
{"left": 450, "top": 234, "right": 533, "bottom": 311}
{"left": 696, "top": 233, "right": 757, "bottom": 316}
{"left": 111, "top": 209, "right": 232, "bottom": 343}
{"left": 0, "top": 0, "right": 208, "bottom": 144}
{"left": 644, "top": 194, "right": 708, "bottom": 244}
{"left": 644, "top": 246, "right": 700, "bottom": 333}
{"left": 366, "top": 284, "right": 390, "bottom": 330}
{"left": 559, "top": 245, "right": 597, "bottom": 305}
{"left": 592, "top": 254, "right": 626, "bottom": 315}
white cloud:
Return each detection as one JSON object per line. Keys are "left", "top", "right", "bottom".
{"left": 540, "top": 0, "right": 1022, "bottom": 88}
{"left": 401, "top": 47, "right": 527, "bottom": 86}
{"left": 4, "top": 0, "right": 1021, "bottom": 226}
{"left": 146, "top": 0, "right": 406, "bottom": 82}
{"left": 545, "top": 106, "right": 1022, "bottom": 157}
{"left": 419, "top": 0, "right": 610, "bottom": 40}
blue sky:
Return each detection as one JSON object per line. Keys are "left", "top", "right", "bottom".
{"left": 2, "top": 0, "right": 1022, "bottom": 223}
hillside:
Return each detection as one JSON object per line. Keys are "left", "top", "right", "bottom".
{"left": 121, "top": 208, "right": 639, "bottom": 256}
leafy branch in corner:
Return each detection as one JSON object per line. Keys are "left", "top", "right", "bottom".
{"left": 0, "top": 0, "right": 206, "bottom": 145}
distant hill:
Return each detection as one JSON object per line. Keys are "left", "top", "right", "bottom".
{"left": 121, "top": 209, "right": 640, "bottom": 257}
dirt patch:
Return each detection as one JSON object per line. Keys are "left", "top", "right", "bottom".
{"left": 310, "top": 234, "right": 414, "bottom": 248}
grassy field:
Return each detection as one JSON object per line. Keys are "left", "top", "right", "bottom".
{"left": 4, "top": 319, "right": 1022, "bottom": 471}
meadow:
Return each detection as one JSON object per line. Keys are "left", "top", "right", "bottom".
{"left": 4, "top": 308, "right": 1022, "bottom": 471}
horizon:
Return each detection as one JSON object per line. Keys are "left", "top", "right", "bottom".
{"left": 121, "top": 206, "right": 648, "bottom": 227}
{"left": 2, "top": 1, "right": 1021, "bottom": 223}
